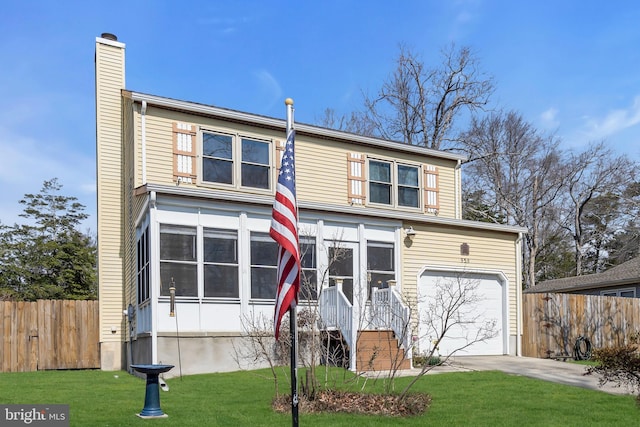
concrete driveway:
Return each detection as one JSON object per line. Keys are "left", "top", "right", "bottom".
{"left": 421, "top": 355, "right": 632, "bottom": 395}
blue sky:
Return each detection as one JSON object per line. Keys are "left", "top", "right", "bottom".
{"left": 1, "top": 1, "right": 639, "bottom": 231}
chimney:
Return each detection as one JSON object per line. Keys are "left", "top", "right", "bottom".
{"left": 100, "top": 32, "right": 118, "bottom": 41}
{"left": 95, "top": 33, "right": 126, "bottom": 371}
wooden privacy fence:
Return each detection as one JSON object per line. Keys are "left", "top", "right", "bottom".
{"left": 0, "top": 300, "right": 100, "bottom": 372}
{"left": 523, "top": 293, "right": 640, "bottom": 358}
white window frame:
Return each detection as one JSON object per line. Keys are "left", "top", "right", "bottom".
{"left": 600, "top": 288, "right": 636, "bottom": 297}
{"left": 367, "top": 157, "right": 422, "bottom": 210}
{"left": 199, "top": 128, "right": 274, "bottom": 193}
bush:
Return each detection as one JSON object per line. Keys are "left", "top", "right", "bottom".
{"left": 413, "top": 355, "right": 442, "bottom": 367}
{"left": 587, "top": 344, "right": 640, "bottom": 400}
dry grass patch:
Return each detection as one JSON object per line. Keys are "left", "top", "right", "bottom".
{"left": 273, "top": 390, "right": 431, "bottom": 416}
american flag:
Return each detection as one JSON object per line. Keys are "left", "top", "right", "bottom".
{"left": 270, "top": 129, "right": 300, "bottom": 339}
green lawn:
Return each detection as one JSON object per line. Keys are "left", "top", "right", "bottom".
{"left": 0, "top": 367, "right": 637, "bottom": 426}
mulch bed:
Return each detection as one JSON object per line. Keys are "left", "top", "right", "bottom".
{"left": 273, "top": 389, "right": 431, "bottom": 417}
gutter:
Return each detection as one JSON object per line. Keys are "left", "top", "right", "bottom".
{"left": 138, "top": 183, "right": 528, "bottom": 235}
{"left": 125, "top": 91, "right": 468, "bottom": 163}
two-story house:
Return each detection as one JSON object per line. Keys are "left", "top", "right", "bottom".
{"left": 95, "top": 34, "right": 526, "bottom": 375}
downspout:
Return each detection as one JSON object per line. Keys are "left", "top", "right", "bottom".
{"left": 141, "top": 100, "right": 147, "bottom": 184}
{"left": 515, "top": 232, "right": 524, "bottom": 356}
{"left": 455, "top": 159, "right": 462, "bottom": 219}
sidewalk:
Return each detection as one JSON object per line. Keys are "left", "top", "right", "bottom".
{"left": 392, "top": 355, "right": 632, "bottom": 395}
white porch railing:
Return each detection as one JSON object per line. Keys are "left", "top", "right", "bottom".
{"left": 371, "top": 287, "right": 412, "bottom": 357}
{"left": 319, "top": 285, "right": 353, "bottom": 350}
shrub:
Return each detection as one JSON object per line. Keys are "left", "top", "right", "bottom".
{"left": 587, "top": 344, "right": 640, "bottom": 400}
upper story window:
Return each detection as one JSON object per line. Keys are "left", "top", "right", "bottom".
{"left": 369, "top": 160, "right": 392, "bottom": 204}
{"left": 368, "top": 159, "right": 420, "bottom": 209}
{"left": 202, "top": 130, "right": 272, "bottom": 190}
{"left": 397, "top": 164, "right": 420, "bottom": 207}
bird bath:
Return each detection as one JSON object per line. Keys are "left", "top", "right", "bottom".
{"left": 130, "top": 364, "right": 174, "bottom": 418}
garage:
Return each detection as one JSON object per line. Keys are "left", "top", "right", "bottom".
{"left": 417, "top": 269, "right": 507, "bottom": 356}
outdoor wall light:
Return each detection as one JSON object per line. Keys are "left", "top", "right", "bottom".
{"left": 404, "top": 226, "right": 416, "bottom": 241}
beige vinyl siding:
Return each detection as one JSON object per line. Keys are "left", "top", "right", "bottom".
{"left": 95, "top": 40, "right": 125, "bottom": 344}
{"left": 296, "top": 137, "right": 349, "bottom": 205}
{"left": 122, "top": 98, "right": 140, "bottom": 328}
{"left": 419, "top": 157, "right": 455, "bottom": 218}
{"left": 133, "top": 108, "right": 461, "bottom": 218}
{"left": 402, "top": 224, "right": 520, "bottom": 335}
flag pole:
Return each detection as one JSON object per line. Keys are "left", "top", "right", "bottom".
{"left": 285, "top": 97, "right": 299, "bottom": 427}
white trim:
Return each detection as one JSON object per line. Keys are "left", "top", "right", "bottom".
{"left": 600, "top": 287, "right": 636, "bottom": 297}
{"left": 150, "top": 192, "right": 159, "bottom": 364}
{"left": 515, "top": 232, "right": 524, "bottom": 356}
{"left": 141, "top": 183, "right": 527, "bottom": 234}
{"left": 129, "top": 92, "right": 467, "bottom": 162}
{"left": 96, "top": 36, "right": 126, "bottom": 49}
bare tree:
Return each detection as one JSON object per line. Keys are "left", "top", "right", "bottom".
{"left": 397, "top": 273, "right": 499, "bottom": 400}
{"left": 314, "top": 108, "right": 377, "bottom": 137}
{"left": 462, "top": 111, "right": 566, "bottom": 287}
{"left": 558, "top": 142, "right": 637, "bottom": 274}
{"left": 362, "top": 43, "right": 494, "bottom": 150}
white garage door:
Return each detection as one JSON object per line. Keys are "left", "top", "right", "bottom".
{"left": 417, "top": 270, "right": 505, "bottom": 356}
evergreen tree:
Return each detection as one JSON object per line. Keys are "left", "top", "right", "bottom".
{"left": 0, "top": 179, "right": 96, "bottom": 300}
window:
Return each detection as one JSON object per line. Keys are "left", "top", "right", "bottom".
{"left": 202, "top": 131, "right": 271, "bottom": 190}
{"left": 601, "top": 288, "right": 636, "bottom": 298}
{"left": 241, "top": 138, "right": 270, "bottom": 189}
{"left": 369, "top": 160, "right": 392, "bottom": 204}
{"left": 250, "top": 232, "right": 278, "bottom": 299}
{"left": 367, "top": 241, "right": 395, "bottom": 298}
{"left": 160, "top": 225, "right": 197, "bottom": 296}
{"left": 397, "top": 164, "right": 419, "bottom": 207}
{"left": 137, "top": 225, "right": 150, "bottom": 304}
{"left": 300, "top": 237, "right": 317, "bottom": 300}
{"left": 204, "top": 229, "right": 239, "bottom": 298}
{"left": 368, "top": 159, "right": 420, "bottom": 208}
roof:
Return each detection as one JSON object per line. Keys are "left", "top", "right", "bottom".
{"left": 125, "top": 91, "right": 469, "bottom": 163}
{"left": 526, "top": 257, "right": 640, "bottom": 293}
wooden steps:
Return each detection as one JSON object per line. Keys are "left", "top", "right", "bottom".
{"left": 356, "top": 330, "right": 411, "bottom": 371}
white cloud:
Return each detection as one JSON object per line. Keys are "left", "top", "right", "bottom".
{"left": 253, "top": 69, "right": 283, "bottom": 112}
{"left": 540, "top": 107, "right": 560, "bottom": 129}
{"left": 582, "top": 95, "right": 640, "bottom": 140}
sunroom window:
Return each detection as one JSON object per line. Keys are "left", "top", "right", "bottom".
{"left": 204, "top": 228, "right": 239, "bottom": 298}
{"left": 159, "top": 225, "right": 197, "bottom": 296}
{"left": 367, "top": 241, "right": 395, "bottom": 298}
{"left": 136, "top": 225, "right": 150, "bottom": 304}
{"left": 300, "top": 237, "right": 317, "bottom": 301}
{"left": 250, "top": 232, "right": 278, "bottom": 299}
